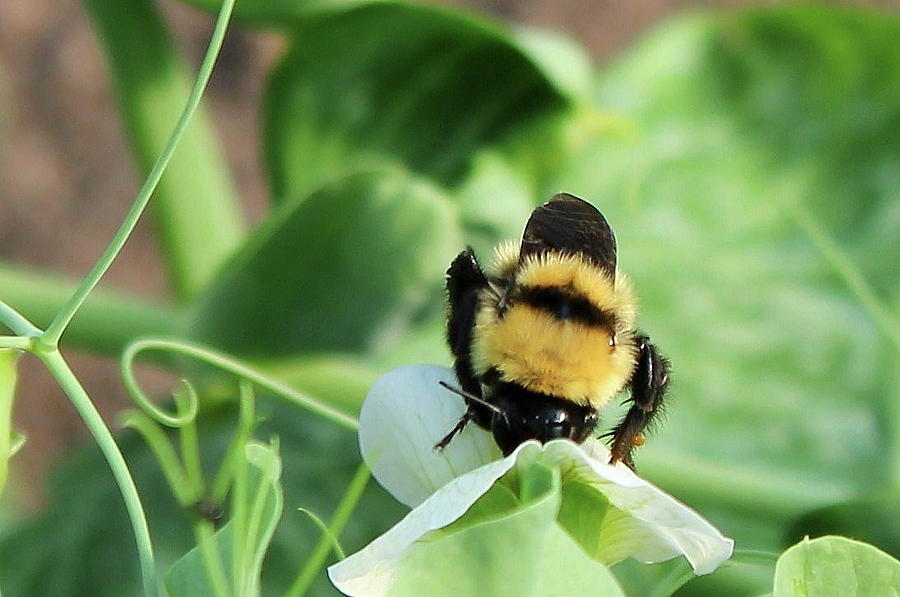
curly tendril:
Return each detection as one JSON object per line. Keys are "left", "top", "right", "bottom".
{"left": 121, "top": 340, "right": 200, "bottom": 427}
{"left": 120, "top": 337, "right": 359, "bottom": 430}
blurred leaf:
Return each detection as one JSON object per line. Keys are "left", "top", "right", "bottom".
{"left": 263, "top": 2, "right": 569, "bottom": 204}
{"left": 787, "top": 495, "right": 900, "bottom": 559}
{"left": 0, "top": 350, "right": 19, "bottom": 493}
{"left": 0, "top": 399, "right": 405, "bottom": 597}
{"left": 390, "top": 464, "right": 624, "bottom": 597}
{"left": 556, "top": 4, "right": 900, "bottom": 553}
{"left": 0, "top": 264, "right": 179, "bottom": 355}
{"left": 772, "top": 536, "right": 900, "bottom": 596}
{"left": 188, "top": 170, "right": 461, "bottom": 359}
{"left": 83, "top": 0, "right": 244, "bottom": 300}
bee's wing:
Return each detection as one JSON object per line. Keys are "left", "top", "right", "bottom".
{"left": 518, "top": 193, "right": 617, "bottom": 277}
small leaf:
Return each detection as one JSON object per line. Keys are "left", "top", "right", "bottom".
{"left": 188, "top": 170, "right": 461, "bottom": 359}
{"left": 165, "top": 523, "right": 234, "bottom": 597}
{"left": 0, "top": 349, "right": 20, "bottom": 492}
{"left": 773, "top": 536, "right": 900, "bottom": 597}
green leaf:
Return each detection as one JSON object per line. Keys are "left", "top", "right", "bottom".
{"left": 773, "top": 536, "right": 900, "bottom": 597}
{"left": 787, "top": 495, "right": 900, "bottom": 560}
{"left": 390, "top": 466, "right": 624, "bottom": 597}
{"left": 557, "top": 479, "right": 611, "bottom": 558}
{"left": 188, "top": 170, "right": 461, "bottom": 359}
{"left": 83, "top": 0, "right": 244, "bottom": 301}
{"left": 0, "top": 349, "right": 19, "bottom": 493}
{"left": 263, "top": 2, "right": 569, "bottom": 204}
{"left": 558, "top": 4, "right": 900, "bottom": 551}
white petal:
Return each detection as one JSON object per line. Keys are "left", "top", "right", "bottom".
{"left": 526, "top": 439, "right": 734, "bottom": 574}
{"left": 328, "top": 443, "right": 530, "bottom": 597}
{"left": 358, "top": 365, "right": 501, "bottom": 508}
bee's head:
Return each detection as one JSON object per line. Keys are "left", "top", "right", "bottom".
{"left": 485, "top": 382, "right": 597, "bottom": 456}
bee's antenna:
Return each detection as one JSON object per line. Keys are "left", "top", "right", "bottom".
{"left": 438, "top": 381, "right": 503, "bottom": 416}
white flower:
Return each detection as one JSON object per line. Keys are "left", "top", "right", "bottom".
{"left": 329, "top": 365, "right": 734, "bottom": 596}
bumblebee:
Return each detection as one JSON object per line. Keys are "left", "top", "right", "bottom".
{"left": 436, "top": 193, "right": 670, "bottom": 468}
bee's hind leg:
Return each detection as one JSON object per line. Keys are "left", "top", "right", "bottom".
{"left": 605, "top": 335, "right": 670, "bottom": 469}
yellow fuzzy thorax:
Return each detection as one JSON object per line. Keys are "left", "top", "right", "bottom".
{"left": 472, "top": 248, "right": 639, "bottom": 406}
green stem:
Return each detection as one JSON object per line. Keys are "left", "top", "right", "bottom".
{"left": 212, "top": 382, "right": 256, "bottom": 503}
{"left": 0, "top": 299, "right": 41, "bottom": 337}
{"left": 123, "top": 338, "right": 358, "bottom": 430}
{"left": 44, "top": 0, "right": 237, "bottom": 347}
{"left": 285, "top": 463, "right": 371, "bottom": 597}
{"left": 194, "top": 520, "right": 231, "bottom": 597}
{"left": 81, "top": 0, "right": 244, "bottom": 301}
{"left": 0, "top": 337, "right": 31, "bottom": 351}
{"left": 178, "top": 393, "right": 205, "bottom": 497}
{"left": 38, "top": 349, "right": 160, "bottom": 597}
{"left": 232, "top": 442, "right": 249, "bottom": 595}
{"left": 0, "top": 264, "right": 178, "bottom": 355}
{"left": 120, "top": 410, "right": 195, "bottom": 506}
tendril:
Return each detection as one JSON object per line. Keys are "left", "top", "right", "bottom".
{"left": 119, "top": 337, "right": 358, "bottom": 430}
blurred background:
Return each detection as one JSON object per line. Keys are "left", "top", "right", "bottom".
{"left": 2, "top": 0, "right": 900, "bottom": 594}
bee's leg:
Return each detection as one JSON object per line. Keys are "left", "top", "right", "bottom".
{"left": 434, "top": 409, "right": 473, "bottom": 450}
{"left": 606, "top": 335, "right": 670, "bottom": 469}
{"left": 437, "top": 249, "right": 489, "bottom": 449}
{"left": 445, "top": 248, "right": 488, "bottom": 400}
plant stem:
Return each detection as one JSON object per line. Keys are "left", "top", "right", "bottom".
{"left": 44, "top": 0, "right": 237, "bottom": 347}
{"left": 123, "top": 338, "right": 358, "bottom": 430}
{"left": 81, "top": 0, "right": 244, "bottom": 300}
{"left": 38, "top": 349, "right": 160, "bottom": 596}
{"left": 0, "top": 299, "right": 40, "bottom": 337}
{"left": 0, "top": 337, "right": 31, "bottom": 351}
{"left": 286, "top": 463, "right": 371, "bottom": 597}
{"left": 194, "top": 520, "right": 231, "bottom": 597}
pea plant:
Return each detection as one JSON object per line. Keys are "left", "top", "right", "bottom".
{"left": 1, "top": 0, "right": 899, "bottom": 595}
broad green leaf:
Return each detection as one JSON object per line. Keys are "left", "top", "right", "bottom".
{"left": 557, "top": 4, "right": 900, "bottom": 553}
{"left": 263, "top": 2, "right": 569, "bottom": 204}
{"left": 188, "top": 170, "right": 461, "bottom": 359}
{"left": 0, "top": 349, "right": 19, "bottom": 492}
{"left": 773, "top": 536, "right": 900, "bottom": 597}
{"left": 0, "top": 399, "right": 405, "bottom": 597}
{"left": 83, "top": 0, "right": 244, "bottom": 300}
{"left": 389, "top": 467, "right": 624, "bottom": 597}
